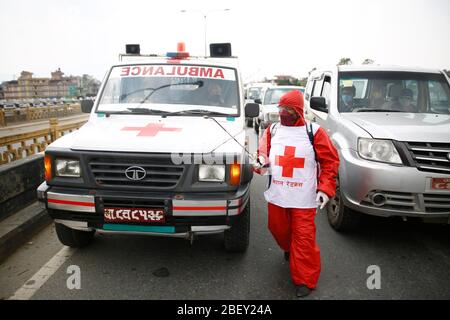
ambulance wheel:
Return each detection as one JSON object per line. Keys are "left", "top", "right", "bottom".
{"left": 55, "top": 223, "right": 95, "bottom": 248}
{"left": 326, "top": 179, "right": 360, "bottom": 232}
{"left": 224, "top": 200, "right": 250, "bottom": 252}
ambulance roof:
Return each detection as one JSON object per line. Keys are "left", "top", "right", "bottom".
{"left": 116, "top": 55, "right": 240, "bottom": 70}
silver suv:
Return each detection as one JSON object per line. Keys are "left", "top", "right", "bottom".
{"left": 305, "top": 65, "right": 450, "bottom": 231}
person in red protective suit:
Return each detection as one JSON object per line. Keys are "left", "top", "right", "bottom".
{"left": 254, "top": 90, "right": 339, "bottom": 297}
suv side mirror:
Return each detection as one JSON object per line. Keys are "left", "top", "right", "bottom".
{"left": 254, "top": 98, "right": 262, "bottom": 104}
{"left": 310, "top": 96, "right": 328, "bottom": 113}
{"left": 245, "top": 103, "right": 260, "bottom": 118}
{"left": 81, "top": 99, "right": 94, "bottom": 113}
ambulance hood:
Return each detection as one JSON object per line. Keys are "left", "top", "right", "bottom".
{"left": 67, "top": 115, "right": 244, "bottom": 154}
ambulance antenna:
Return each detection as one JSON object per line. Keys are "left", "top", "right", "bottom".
{"left": 203, "top": 115, "right": 255, "bottom": 161}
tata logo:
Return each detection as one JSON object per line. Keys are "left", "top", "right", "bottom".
{"left": 125, "top": 166, "right": 146, "bottom": 181}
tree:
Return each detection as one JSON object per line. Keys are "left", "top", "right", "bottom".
{"left": 362, "top": 59, "right": 375, "bottom": 65}
{"left": 337, "top": 58, "right": 352, "bottom": 66}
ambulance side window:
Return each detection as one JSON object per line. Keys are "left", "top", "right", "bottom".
{"left": 305, "top": 80, "right": 314, "bottom": 101}
{"left": 312, "top": 77, "right": 324, "bottom": 97}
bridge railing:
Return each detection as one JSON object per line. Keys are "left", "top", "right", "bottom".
{"left": 0, "top": 104, "right": 82, "bottom": 127}
{"left": 0, "top": 117, "right": 87, "bottom": 165}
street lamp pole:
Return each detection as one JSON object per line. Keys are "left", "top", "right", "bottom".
{"left": 181, "top": 9, "right": 230, "bottom": 56}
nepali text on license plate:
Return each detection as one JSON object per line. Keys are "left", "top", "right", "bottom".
{"left": 431, "top": 178, "right": 450, "bottom": 190}
{"left": 104, "top": 208, "right": 165, "bottom": 223}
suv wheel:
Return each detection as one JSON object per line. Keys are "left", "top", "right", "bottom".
{"left": 224, "top": 200, "right": 250, "bottom": 252}
{"left": 55, "top": 223, "right": 95, "bottom": 248}
{"left": 326, "top": 178, "right": 361, "bottom": 231}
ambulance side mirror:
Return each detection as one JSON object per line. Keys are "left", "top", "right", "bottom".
{"left": 245, "top": 103, "right": 260, "bottom": 118}
{"left": 310, "top": 96, "right": 328, "bottom": 113}
{"left": 81, "top": 100, "right": 94, "bottom": 113}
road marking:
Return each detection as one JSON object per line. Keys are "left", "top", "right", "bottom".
{"left": 8, "top": 246, "right": 75, "bottom": 300}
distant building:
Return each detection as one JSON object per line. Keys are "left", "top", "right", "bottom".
{"left": 274, "top": 75, "right": 298, "bottom": 85}
{"left": 2, "top": 69, "right": 99, "bottom": 100}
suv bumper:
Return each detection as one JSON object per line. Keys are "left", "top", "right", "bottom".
{"left": 37, "top": 182, "right": 250, "bottom": 238}
{"left": 340, "top": 149, "right": 450, "bottom": 219}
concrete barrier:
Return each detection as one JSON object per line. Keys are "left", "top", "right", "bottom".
{"left": 0, "top": 153, "right": 44, "bottom": 221}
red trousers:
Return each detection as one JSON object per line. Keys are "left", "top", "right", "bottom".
{"left": 268, "top": 202, "right": 321, "bottom": 289}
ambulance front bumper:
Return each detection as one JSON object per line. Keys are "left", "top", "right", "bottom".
{"left": 37, "top": 182, "right": 250, "bottom": 237}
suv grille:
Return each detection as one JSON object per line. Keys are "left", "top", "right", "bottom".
{"left": 423, "top": 194, "right": 450, "bottom": 213}
{"left": 404, "top": 142, "right": 450, "bottom": 175}
{"left": 89, "top": 156, "right": 184, "bottom": 189}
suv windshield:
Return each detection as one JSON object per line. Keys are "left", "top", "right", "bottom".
{"left": 338, "top": 71, "right": 450, "bottom": 114}
{"left": 263, "top": 88, "right": 302, "bottom": 105}
{"left": 98, "top": 64, "right": 239, "bottom": 114}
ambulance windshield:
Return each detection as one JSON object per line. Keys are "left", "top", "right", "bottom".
{"left": 98, "top": 64, "right": 239, "bottom": 114}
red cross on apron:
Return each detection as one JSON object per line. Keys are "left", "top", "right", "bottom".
{"left": 275, "top": 146, "right": 305, "bottom": 178}
{"left": 121, "top": 123, "right": 181, "bottom": 137}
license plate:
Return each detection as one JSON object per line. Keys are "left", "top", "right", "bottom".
{"left": 104, "top": 208, "right": 165, "bottom": 223}
{"left": 431, "top": 178, "right": 450, "bottom": 190}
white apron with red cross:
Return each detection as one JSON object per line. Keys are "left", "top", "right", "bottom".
{"left": 264, "top": 123, "right": 319, "bottom": 208}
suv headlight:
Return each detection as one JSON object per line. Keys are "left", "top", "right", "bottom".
{"left": 199, "top": 165, "right": 225, "bottom": 182}
{"left": 55, "top": 159, "right": 81, "bottom": 177}
{"left": 358, "top": 138, "right": 402, "bottom": 164}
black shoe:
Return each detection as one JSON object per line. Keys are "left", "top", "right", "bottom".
{"left": 284, "top": 251, "right": 290, "bottom": 261}
{"left": 296, "top": 285, "right": 312, "bottom": 298}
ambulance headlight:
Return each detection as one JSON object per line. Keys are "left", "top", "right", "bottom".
{"left": 55, "top": 159, "right": 81, "bottom": 177}
{"left": 358, "top": 138, "right": 402, "bottom": 164}
{"left": 199, "top": 165, "right": 225, "bottom": 182}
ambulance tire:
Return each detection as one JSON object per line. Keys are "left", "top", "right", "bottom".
{"left": 326, "top": 180, "right": 361, "bottom": 232}
{"left": 224, "top": 200, "right": 250, "bottom": 253}
{"left": 55, "top": 223, "right": 95, "bottom": 248}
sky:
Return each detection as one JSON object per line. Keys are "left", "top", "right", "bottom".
{"left": 0, "top": 0, "right": 449, "bottom": 83}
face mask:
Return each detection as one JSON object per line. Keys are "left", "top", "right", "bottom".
{"left": 279, "top": 108, "right": 299, "bottom": 126}
{"left": 342, "top": 95, "right": 353, "bottom": 105}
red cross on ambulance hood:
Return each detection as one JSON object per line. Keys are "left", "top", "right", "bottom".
{"left": 66, "top": 117, "right": 244, "bottom": 154}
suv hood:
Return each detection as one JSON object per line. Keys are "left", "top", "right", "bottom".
{"left": 342, "top": 113, "right": 450, "bottom": 142}
{"left": 67, "top": 116, "right": 243, "bottom": 153}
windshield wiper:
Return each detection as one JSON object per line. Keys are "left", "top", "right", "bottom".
{"left": 355, "top": 108, "right": 403, "bottom": 113}
{"left": 135, "top": 81, "right": 204, "bottom": 107}
{"left": 125, "top": 108, "right": 169, "bottom": 115}
{"left": 161, "top": 109, "right": 232, "bottom": 118}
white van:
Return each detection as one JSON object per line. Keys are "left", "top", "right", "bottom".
{"left": 37, "top": 43, "right": 260, "bottom": 252}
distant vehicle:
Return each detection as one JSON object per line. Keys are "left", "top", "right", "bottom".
{"left": 254, "top": 85, "right": 305, "bottom": 135}
{"left": 244, "top": 83, "right": 272, "bottom": 127}
{"left": 305, "top": 65, "right": 450, "bottom": 230}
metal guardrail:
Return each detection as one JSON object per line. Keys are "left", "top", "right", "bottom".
{"left": 0, "top": 104, "right": 82, "bottom": 127}
{"left": 0, "top": 117, "right": 87, "bottom": 165}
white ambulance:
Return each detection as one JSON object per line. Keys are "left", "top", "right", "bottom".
{"left": 37, "top": 43, "right": 260, "bottom": 252}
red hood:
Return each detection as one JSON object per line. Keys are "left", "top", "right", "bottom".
{"left": 278, "top": 90, "right": 305, "bottom": 126}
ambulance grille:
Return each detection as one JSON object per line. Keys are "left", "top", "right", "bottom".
{"left": 89, "top": 156, "right": 184, "bottom": 189}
